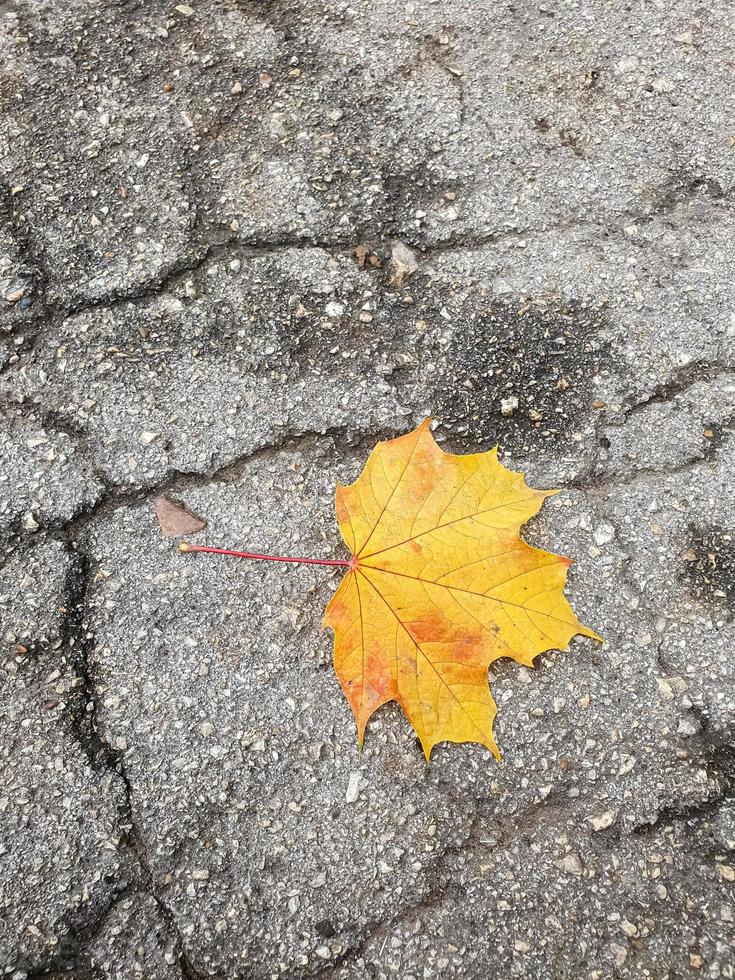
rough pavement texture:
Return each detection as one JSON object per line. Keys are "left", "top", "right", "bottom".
{"left": 1, "top": 0, "right": 733, "bottom": 977}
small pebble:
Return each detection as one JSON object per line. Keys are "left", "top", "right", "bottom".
{"left": 677, "top": 717, "right": 700, "bottom": 737}
{"left": 588, "top": 811, "right": 616, "bottom": 832}
{"left": 500, "top": 396, "right": 519, "bottom": 417}
{"left": 345, "top": 772, "right": 361, "bottom": 803}
{"left": 593, "top": 523, "right": 616, "bottom": 546}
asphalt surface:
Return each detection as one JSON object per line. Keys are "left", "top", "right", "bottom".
{"left": 1, "top": 1, "right": 734, "bottom": 977}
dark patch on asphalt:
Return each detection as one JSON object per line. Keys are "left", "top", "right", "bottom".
{"left": 682, "top": 524, "right": 735, "bottom": 612}
{"left": 430, "top": 300, "right": 611, "bottom": 456}
{"left": 651, "top": 172, "right": 726, "bottom": 217}
{"left": 314, "top": 919, "right": 336, "bottom": 939}
{"left": 701, "top": 422, "right": 729, "bottom": 459}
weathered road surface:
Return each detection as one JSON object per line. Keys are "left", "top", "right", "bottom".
{"left": 1, "top": 1, "right": 734, "bottom": 977}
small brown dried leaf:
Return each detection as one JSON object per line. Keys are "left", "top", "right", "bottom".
{"left": 154, "top": 497, "right": 207, "bottom": 537}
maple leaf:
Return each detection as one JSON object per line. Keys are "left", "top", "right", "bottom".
{"left": 178, "top": 419, "right": 600, "bottom": 761}
{"left": 323, "top": 420, "right": 601, "bottom": 760}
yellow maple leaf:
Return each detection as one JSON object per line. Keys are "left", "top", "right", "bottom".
{"left": 323, "top": 419, "right": 601, "bottom": 760}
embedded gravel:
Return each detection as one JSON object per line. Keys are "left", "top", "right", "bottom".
{"left": 1, "top": 1, "right": 734, "bottom": 977}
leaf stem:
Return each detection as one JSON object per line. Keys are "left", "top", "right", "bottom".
{"left": 179, "top": 542, "right": 351, "bottom": 568}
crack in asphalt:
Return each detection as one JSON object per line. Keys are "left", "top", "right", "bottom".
{"left": 621, "top": 362, "right": 735, "bottom": 420}
{"left": 24, "top": 535, "right": 206, "bottom": 980}
{"left": 0, "top": 419, "right": 403, "bottom": 561}
{"left": 3, "top": 167, "right": 732, "bottom": 331}
{"left": 633, "top": 742, "right": 735, "bottom": 836}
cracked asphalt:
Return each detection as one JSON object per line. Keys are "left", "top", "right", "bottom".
{"left": 1, "top": 1, "right": 734, "bottom": 977}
